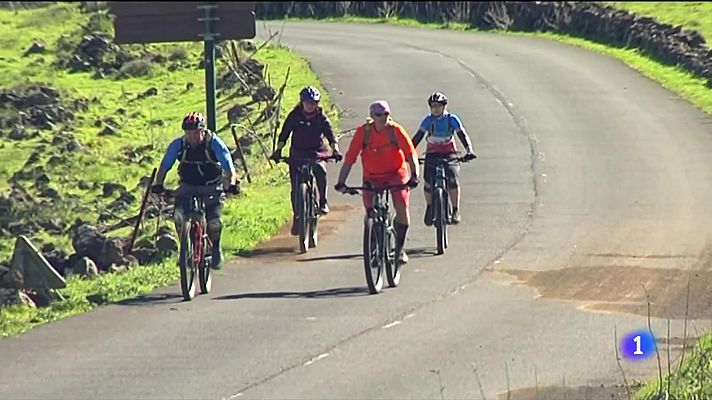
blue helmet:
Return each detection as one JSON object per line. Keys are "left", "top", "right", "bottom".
{"left": 300, "top": 86, "right": 321, "bottom": 102}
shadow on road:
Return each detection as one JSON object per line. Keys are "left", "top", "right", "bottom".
{"left": 236, "top": 246, "right": 297, "bottom": 258}
{"left": 297, "top": 248, "right": 438, "bottom": 263}
{"left": 213, "top": 286, "right": 370, "bottom": 300}
{"left": 297, "top": 253, "right": 363, "bottom": 262}
{"left": 116, "top": 293, "right": 184, "bottom": 306}
{"left": 406, "top": 247, "right": 438, "bottom": 258}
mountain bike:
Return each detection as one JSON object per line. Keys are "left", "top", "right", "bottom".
{"left": 419, "top": 156, "right": 470, "bottom": 255}
{"left": 342, "top": 183, "right": 411, "bottom": 294}
{"left": 163, "top": 186, "right": 230, "bottom": 301}
{"left": 276, "top": 155, "right": 340, "bottom": 254}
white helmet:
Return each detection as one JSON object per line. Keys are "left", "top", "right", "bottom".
{"left": 427, "top": 92, "right": 448, "bottom": 106}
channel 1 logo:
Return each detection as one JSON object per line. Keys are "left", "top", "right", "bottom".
{"left": 620, "top": 330, "right": 656, "bottom": 361}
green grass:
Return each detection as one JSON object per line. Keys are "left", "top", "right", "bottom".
{"left": 1, "top": 259, "right": 179, "bottom": 337}
{"left": 635, "top": 334, "right": 712, "bottom": 399}
{"left": 510, "top": 31, "right": 712, "bottom": 116}
{"left": 608, "top": 2, "right": 712, "bottom": 41}
{"left": 0, "top": 3, "right": 336, "bottom": 337}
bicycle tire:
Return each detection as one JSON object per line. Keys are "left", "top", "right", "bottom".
{"left": 198, "top": 229, "right": 212, "bottom": 294}
{"left": 308, "top": 185, "right": 318, "bottom": 249}
{"left": 297, "top": 182, "right": 309, "bottom": 254}
{"left": 363, "top": 216, "right": 384, "bottom": 294}
{"left": 443, "top": 190, "right": 450, "bottom": 249}
{"left": 385, "top": 213, "right": 400, "bottom": 288}
{"left": 435, "top": 188, "right": 446, "bottom": 255}
{"left": 178, "top": 221, "right": 197, "bottom": 301}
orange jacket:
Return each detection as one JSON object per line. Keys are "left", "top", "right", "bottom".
{"left": 344, "top": 119, "right": 417, "bottom": 180}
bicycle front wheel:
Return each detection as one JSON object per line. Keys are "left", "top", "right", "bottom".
{"left": 297, "top": 182, "right": 309, "bottom": 254}
{"left": 308, "top": 186, "right": 319, "bottom": 249}
{"left": 435, "top": 188, "right": 446, "bottom": 255}
{"left": 385, "top": 213, "right": 400, "bottom": 288}
{"left": 363, "top": 217, "right": 384, "bottom": 294}
{"left": 198, "top": 232, "right": 212, "bottom": 294}
{"left": 178, "top": 221, "right": 197, "bottom": 301}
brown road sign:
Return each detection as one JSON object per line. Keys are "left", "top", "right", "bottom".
{"left": 108, "top": 2, "right": 255, "bottom": 17}
{"left": 109, "top": 2, "right": 257, "bottom": 44}
{"left": 113, "top": 12, "right": 256, "bottom": 44}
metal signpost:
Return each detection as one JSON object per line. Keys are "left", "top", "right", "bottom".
{"left": 108, "top": 1, "right": 257, "bottom": 131}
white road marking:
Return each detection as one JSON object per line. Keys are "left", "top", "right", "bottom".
{"left": 303, "top": 353, "right": 330, "bottom": 366}
{"left": 383, "top": 320, "right": 402, "bottom": 329}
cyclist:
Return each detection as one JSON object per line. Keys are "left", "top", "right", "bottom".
{"left": 151, "top": 112, "right": 240, "bottom": 270}
{"left": 411, "top": 92, "right": 476, "bottom": 226}
{"left": 335, "top": 100, "right": 419, "bottom": 264}
{"left": 271, "top": 86, "right": 342, "bottom": 236}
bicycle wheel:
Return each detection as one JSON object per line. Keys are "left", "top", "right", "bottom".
{"left": 443, "top": 190, "right": 450, "bottom": 249}
{"left": 363, "top": 216, "right": 384, "bottom": 294}
{"left": 435, "top": 188, "right": 446, "bottom": 255}
{"left": 178, "top": 221, "right": 197, "bottom": 301}
{"left": 198, "top": 230, "right": 212, "bottom": 294}
{"left": 296, "top": 182, "right": 309, "bottom": 254}
{"left": 308, "top": 186, "right": 318, "bottom": 249}
{"left": 385, "top": 213, "right": 400, "bottom": 288}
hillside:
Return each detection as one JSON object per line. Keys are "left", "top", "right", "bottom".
{"left": 0, "top": 2, "right": 335, "bottom": 334}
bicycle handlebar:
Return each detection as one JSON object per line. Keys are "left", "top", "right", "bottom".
{"left": 341, "top": 184, "right": 412, "bottom": 196}
{"left": 418, "top": 156, "right": 470, "bottom": 165}
{"left": 275, "top": 154, "right": 342, "bottom": 164}
{"left": 157, "top": 186, "right": 236, "bottom": 199}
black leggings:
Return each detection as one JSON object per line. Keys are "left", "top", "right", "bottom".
{"left": 424, "top": 153, "right": 460, "bottom": 192}
{"left": 289, "top": 161, "right": 327, "bottom": 214}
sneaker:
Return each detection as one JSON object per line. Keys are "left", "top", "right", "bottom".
{"left": 319, "top": 201, "right": 330, "bottom": 215}
{"left": 211, "top": 246, "right": 223, "bottom": 270}
{"left": 398, "top": 249, "right": 409, "bottom": 264}
{"left": 451, "top": 208, "right": 461, "bottom": 225}
{"left": 424, "top": 205, "right": 433, "bottom": 227}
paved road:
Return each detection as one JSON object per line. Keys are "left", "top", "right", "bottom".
{"left": 2, "top": 21, "right": 712, "bottom": 400}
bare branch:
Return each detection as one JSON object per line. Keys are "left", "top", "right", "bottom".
{"left": 641, "top": 284, "right": 664, "bottom": 398}
{"left": 680, "top": 273, "right": 691, "bottom": 368}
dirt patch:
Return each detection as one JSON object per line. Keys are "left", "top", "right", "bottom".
{"left": 236, "top": 204, "right": 357, "bottom": 263}
{"left": 493, "top": 266, "right": 712, "bottom": 320}
{"left": 496, "top": 385, "right": 634, "bottom": 400}
{"left": 586, "top": 253, "right": 695, "bottom": 260}
{"left": 656, "top": 335, "right": 700, "bottom": 352}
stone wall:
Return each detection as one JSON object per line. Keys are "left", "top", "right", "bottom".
{"left": 256, "top": 2, "right": 712, "bottom": 88}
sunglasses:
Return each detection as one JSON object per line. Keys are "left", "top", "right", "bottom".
{"left": 373, "top": 112, "right": 389, "bottom": 117}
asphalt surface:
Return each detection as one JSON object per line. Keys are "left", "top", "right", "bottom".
{"left": 2, "top": 21, "right": 712, "bottom": 400}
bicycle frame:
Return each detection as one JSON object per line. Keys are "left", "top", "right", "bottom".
{"left": 166, "top": 189, "right": 222, "bottom": 260}
{"left": 420, "top": 156, "right": 467, "bottom": 223}
{"left": 162, "top": 186, "right": 223, "bottom": 301}
{"left": 185, "top": 195, "right": 211, "bottom": 267}
{"left": 277, "top": 155, "right": 340, "bottom": 253}
{"left": 343, "top": 182, "right": 409, "bottom": 293}
{"left": 346, "top": 182, "right": 410, "bottom": 252}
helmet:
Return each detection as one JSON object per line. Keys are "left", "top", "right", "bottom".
{"left": 300, "top": 86, "right": 321, "bottom": 102}
{"left": 182, "top": 112, "right": 205, "bottom": 130}
{"left": 427, "top": 92, "right": 448, "bottom": 106}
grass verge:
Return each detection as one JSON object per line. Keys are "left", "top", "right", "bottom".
{"left": 0, "top": 4, "right": 336, "bottom": 337}
{"left": 607, "top": 2, "right": 712, "bottom": 41}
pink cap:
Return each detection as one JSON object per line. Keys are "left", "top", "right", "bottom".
{"left": 369, "top": 100, "right": 391, "bottom": 116}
